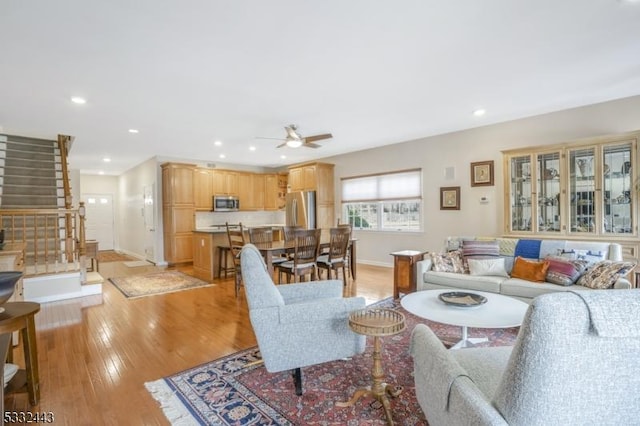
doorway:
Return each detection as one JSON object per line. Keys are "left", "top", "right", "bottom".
{"left": 82, "top": 193, "right": 115, "bottom": 250}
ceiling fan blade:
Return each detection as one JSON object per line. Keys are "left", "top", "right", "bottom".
{"left": 303, "top": 142, "right": 322, "bottom": 148}
{"left": 276, "top": 142, "right": 288, "bottom": 148}
{"left": 303, "top": 133, "right": 333, "bottom": 143}
{"left": 255, "top": 137, "right": 286, "bottom": 141}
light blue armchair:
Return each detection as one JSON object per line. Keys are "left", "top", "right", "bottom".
{"left": 409, "top": 289, "right": 640, "bottom": 425}
{"left": 240, "top": 243, "right": 366, "bottom": 395}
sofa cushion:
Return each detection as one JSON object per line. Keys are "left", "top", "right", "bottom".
{"left": 510, "top": 257, "right": 550, "bottom": 282}
{"left": 468, "top": 257, "right": 509, "bottom": 277}
{"left": 431, "top": 250, "right": 465, "bottom": 273}
{"left": 545, "top": 257, "right": 588, "bottom": 286}
{"left": 577, "top": 261, "right": 636, "bottom": 289}
{"left": 513, "top": 239, "right": 542, "bottom": 260}
{"left": 423, "top": 271, "right": 505, "bottom": 293}
{"left": 462, "top": 240, "right": 500, "bottom": 272}
{"left": 500, "top": 278, "right": 586, "bottom": 299}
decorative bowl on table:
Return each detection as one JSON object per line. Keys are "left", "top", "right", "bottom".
{"left": 0, "top": 271, "right": 23, "bottom": 313}
{"left": 438, "top": 291, "right": 487, "bottom": 307}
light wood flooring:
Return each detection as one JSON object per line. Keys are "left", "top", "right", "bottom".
{"left": 5, "top": 259, "right": 394, "bottom": 425}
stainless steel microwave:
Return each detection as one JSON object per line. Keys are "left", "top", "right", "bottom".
{"left": 213, "top": 195, "right": 240, "bottom": 212}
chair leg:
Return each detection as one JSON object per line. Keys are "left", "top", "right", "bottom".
{"left": 292, "top": 368, "right": 303, "bottom": 396}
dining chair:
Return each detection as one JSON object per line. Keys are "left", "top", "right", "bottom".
{"left": 275, "top": 228, "right": 321, "bottom": 283}
{"left": 226, "top": 222, "right": 246, "bottom": 297}
{"left": 316, "top": 226, "right": 351, "bottom": 283}
{"left": 337, "top": 222, "right": 353, "bottom": 279}
{"left": 248, "top": 227, "right": 287, "bottom": 267}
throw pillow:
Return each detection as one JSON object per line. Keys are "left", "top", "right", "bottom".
{"left": 462, "top": 240, "right": 500, "bottom": 272}
{"left": 467, "top": 257, "right": 509, "bottom": 277}
{"left": 510, "top": 256, "right": 550, "bottom": 282}
{"left": 545, "top": 257, "right": 588, "bottom": 286}
{"left": 431, "top": 250, "right": 465, "bottom": 274}
{"left": 577, "top": 261, "right": 636, "bottom": 289}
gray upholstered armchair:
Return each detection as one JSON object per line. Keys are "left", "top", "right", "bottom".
{"left": 409, "top": 289, "right": 640, "bottom": 426}
{"left": 240, "top": 243, "right": 366, "bottom": 395}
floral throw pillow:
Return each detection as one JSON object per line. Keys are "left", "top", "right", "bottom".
{"left": 431, "top": 250, "right": 465, "bottom": 274}
{"left": 577, "top": 261, "right": 636, "bottom": 289}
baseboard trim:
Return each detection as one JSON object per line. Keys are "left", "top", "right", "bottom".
{"left": 357, "top": 260, "right": 394, "bottom": 268}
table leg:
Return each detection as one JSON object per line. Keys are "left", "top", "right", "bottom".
{"left": 265, "top": 251, "right": 274, "bottom": 277}
{"left": 336, "top": 336, "right": 401, "bottom": 425}
{"left": 22, "top": 315, "right": 40, "bottom": 405}
{"left": 449, "top": 326, "right": 489, "bottom": 350}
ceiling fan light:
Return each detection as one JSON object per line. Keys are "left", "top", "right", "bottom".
{"left": 286, "top": 139, "right": 303, "bottom": 148}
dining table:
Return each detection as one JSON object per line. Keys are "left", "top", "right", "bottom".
{"left": 251, "top": 236, "right": 357, "bottom": 280}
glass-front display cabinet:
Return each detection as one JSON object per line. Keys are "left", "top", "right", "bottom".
{"left": 504, "top": 132, "right": 638, "bottom": 239}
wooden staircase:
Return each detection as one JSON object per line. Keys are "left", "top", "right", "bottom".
{"left": 0, "top": 133, "right": 98, "bottom": 302}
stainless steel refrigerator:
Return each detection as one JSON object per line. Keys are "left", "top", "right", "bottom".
{"left": 285, "top": 191, "right": 316, "bottom": 228}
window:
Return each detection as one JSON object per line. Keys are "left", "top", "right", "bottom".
{"left": 341, "top": 169, "right": 422, "bottom": 231}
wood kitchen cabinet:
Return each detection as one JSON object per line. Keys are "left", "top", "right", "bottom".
{"left": 264, "top": 173, "right": 287, "bottom": 210}
{"left": 192, "top": 232, "right": 213, "bottom": 281}
{"left": 288, "top": 162, "right": 335, "bottom": 229}
{"left": 212, "top": 170, "right": 238, "bottom": 195}
{"left": 238, "top": 173, "right": 265, "bottom": 210}
{"left": 193, "top": 167, "right": 213, "bottom": 210}
{"left": 162, "top": 162, "right": 195, "bottom": 264}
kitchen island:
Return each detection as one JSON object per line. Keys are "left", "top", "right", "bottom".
{"left": 192, "top": 224, "right": 286, "bottom": 281}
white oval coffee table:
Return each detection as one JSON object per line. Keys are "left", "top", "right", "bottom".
{"left": 401, "top": 289, "right": 529, "bottom": 349}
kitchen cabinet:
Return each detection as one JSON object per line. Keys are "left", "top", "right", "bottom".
{"left": 288, "top": 162, "right": 335, "bottom": 229}
{"left": 264, "top": 173, "right": 287, "bottom": 210}
{"left": 238, "top": 173, "right": 265, "bottom": 211}
{"left": 162, "top": 163, "right": 195, "bottom": 264}
{"left": 192, "top": 232, "right": 213, "bottom": 281}
{"left": 503, "top": 131, "right": 639, "bottom": 257}
{"left": 193, "top": 167, "right": 213, "bottom": 210}
{"left": 212, "top": 170, "right": 238, "bottom": 196}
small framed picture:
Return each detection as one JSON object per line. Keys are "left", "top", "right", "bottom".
{"left": 440, "top": 186, "right": 460, "bottom": 210}
{"left": 470, "top": 160, "right": 494, "bottom": 187}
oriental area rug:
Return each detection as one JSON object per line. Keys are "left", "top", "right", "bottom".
{"left": 145, "top": 298, "right": 519, "bottom": 425}
{"left": 109, "top": 271, "right": 213, "bottom": 299}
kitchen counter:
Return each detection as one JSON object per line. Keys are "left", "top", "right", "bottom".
{"left": 194, "top": 223, "right": 286, "bottom": 233}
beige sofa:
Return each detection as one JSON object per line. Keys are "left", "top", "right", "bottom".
{"left": 416, "top": 237, "right": 633, "bottom": 303}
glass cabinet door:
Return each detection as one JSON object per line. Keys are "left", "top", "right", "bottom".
{"left": 603, "top": 142, "right": 633, "bottom": 235}
{"left": 536, "top": 151, "right": 561, "bottom": 233}
{"left": 569, "top": 147, "right": 596, "bottom": 234}
{"left": 509, "top": 155, "right": 533, "bottom": 232}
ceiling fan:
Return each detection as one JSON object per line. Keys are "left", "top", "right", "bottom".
{"left": 256, "top": 124, "right": 333, "bottom": 148}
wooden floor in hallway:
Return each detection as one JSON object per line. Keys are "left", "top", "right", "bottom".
{"left": 4, "top": 258, "right": 394, "bottom": 425}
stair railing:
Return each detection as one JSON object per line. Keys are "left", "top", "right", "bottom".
{"left": 0, "top": 204, "right": 88, "bottom": 279}
{"left": 57, "top": 134, "right": 74, "bottom": 262}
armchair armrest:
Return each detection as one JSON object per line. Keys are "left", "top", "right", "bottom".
{"left": 277, "top": 279, "right": 343, "bottom": 304}
{"left": 410, "top": 324, "right": 508, "bottom": 426}
{"left": 277, "top": 296, "right": 366, "bottom": 324}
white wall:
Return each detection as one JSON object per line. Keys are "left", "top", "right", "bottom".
{"left": 322, "top": 95, "right": 640, "bottom": 266}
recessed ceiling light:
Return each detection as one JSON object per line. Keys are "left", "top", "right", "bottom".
{"left": 128, "top": 129, "right": 139, "bottom": 134}
{"left": 71, "top": 96, "right": 87, "bottom": 104}
{"left": 280, "top": 155, "right": 287, "bottom": 159}
{"left": 249, "top": 146, "right": 256, "bottom": 151}
{"left": 98, "top": 171, "right": 105, "bottom": 175}
{"left": 103, "top": 157, "right": 111, "bottom": 163}
{"left": 219, "top": 154, "right": 226, "bottom": 159}
{"left": 214, "top": 140, "right": 222, "bottom": 146}
{"left": 473, "top": 108, "right": 486, "bottom": 117}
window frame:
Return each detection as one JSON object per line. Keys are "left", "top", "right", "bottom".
{"left": 341, "top": 168, "right": 422, "bottom": 232}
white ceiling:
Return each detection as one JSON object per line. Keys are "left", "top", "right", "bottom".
{"left": 1, "top": 1, "right": 640, "bottom": 175}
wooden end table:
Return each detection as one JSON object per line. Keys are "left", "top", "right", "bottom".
{"left": 336, "top": 308, "right": 406, "bottom": 425}
{"left": 390, "top": 250, "right": 427, "bottom": 299}
{"left": 0, "top": 302, "right": 41, "bottom": 405}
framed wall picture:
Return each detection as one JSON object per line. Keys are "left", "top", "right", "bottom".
{"left": 470, "top": 160, "right": 494, "bottom": 187}
{"left": 440, "top": 186, "right": 460, "bottom": 210}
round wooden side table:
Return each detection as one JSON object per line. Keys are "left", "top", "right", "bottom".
{"left": 336, "top": 308, "right": 406, "bottom": 425}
